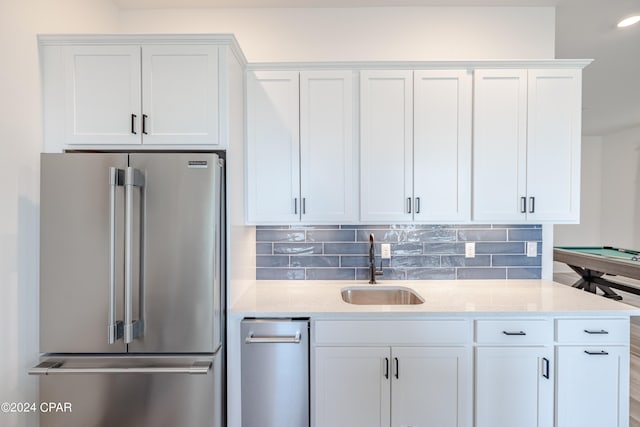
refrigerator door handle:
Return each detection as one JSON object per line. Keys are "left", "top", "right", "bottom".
{"left": 124, "top": 167, "right": 145, "bottom": 344}
{"left": 108, "top": 167, "right": 125, "bottom": 344}
{"left": 28, "top": 360, "right": 211, "bottom": 375}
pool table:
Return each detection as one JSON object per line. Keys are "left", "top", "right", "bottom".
{"left": 554, "top": 246, "right": 640, "bottom": 300}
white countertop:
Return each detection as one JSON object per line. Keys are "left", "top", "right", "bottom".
{"left": 230, "top": 279, "right": 640, "bottom": 317}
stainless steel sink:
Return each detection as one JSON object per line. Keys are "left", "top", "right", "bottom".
{"left": 341, "top": 286, "right": 425, "bottom": 305}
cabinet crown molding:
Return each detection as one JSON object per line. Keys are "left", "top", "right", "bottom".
{"left": 247, "top": 59, "right": 592, "bottom": 71}
{"left": 37, "top": 33, "right": 247, "bottom": 66}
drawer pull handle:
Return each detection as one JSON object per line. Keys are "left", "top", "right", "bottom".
{"left": 584, "top": 329, "right": 609, "bottom": 335}
{"left": 584, "top": 350, "right": 609, "bottom": 356}
{"left": 503, "top": 331, "right": 526, "bottom": 336}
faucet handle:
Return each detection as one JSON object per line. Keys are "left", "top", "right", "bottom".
{"left": 377, "top": 259, "right": 384, "bottom": 276}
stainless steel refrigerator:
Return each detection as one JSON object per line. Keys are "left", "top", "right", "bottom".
{"left": 30, "top": 152, "right": 225, "bottom": 427}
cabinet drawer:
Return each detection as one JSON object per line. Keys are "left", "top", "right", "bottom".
{"left": 475, "top": 319, "right": 553, "bottom": 345}
{"left": 314, "top": 320, "right": 471, "bottom": 345}
{"left": 556, "top": 318, "right": 629, "bottom": 344}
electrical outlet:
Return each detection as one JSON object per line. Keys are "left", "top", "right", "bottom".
{"left": 381, "top": 244, "right": 391, "bottom": 259}
{"left": 465, "top": 242, "right": 475, "bottom": 258}
{"left": 526, "top": 241, "right": 538, "bottom": 257}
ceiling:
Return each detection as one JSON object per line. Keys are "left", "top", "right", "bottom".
{"left": 113, "top": 0, "right": 640, "bottom": 137}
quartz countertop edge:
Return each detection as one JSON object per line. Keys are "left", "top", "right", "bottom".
{"left": 230, "top": 279, "right": 640, "bottom": 317}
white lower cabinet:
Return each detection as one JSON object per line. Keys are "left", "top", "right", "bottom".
{"left": 391, "top": 347, "right": 469, "bottom": 427}
{"left": 475, "top": 319, "right": 554, "bottom": 427}
{"left": 314, "top": 346, "right": 469, "bottom": 427}
{"left": 555, "top": 318, "right": 630, "bottom": 427}
{"left": 313, "top": 320, "right": 471, "bottom": 427}
{"left": 556, "top": 346, "right": 628, "bottom": 427}
{"left": 311, "top": 317, "right": 630, "bottom": 427}
{"left": 315, "top": 346, "right": 390, "bottom": 427}
{"left": 475, "top": 346, "right": 553, "bottom": 427}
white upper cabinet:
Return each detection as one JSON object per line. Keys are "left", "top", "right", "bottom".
{"left": 473, "top": 68, "right": 582, "bottom": 223}
{"left": 473, "top": 69, "right": 528, "bottom": 222}
{"left": 300, "top": 71, "right": 355, "bottom": 223}
{"left": 246, "top": 70, "right": 355, "bottom": 224}
{"left": 360, "top": 70, "right": 413, "bottom": 223}
{"left": 63, "top": 45, "right": 141, "bottom": 145}
{"left": 526, "top": 69, "right": 582, "bottom": 222}
{"left": 65, "top": 44, "right": 218, "bottom": 145}
{"left": 40, "top": 35, "right": 241, "bottom": 149}
{"left": 414, "top": 70, "right": 472, "bottom": 222}
{"left": 360, "top": 70, "right": 472, "bottom": 223}
{"left": 140, "top": 45, "right": 219, "bottom": 145}
{"left": 246, "top": 71, "right": 300, "bottom": 224}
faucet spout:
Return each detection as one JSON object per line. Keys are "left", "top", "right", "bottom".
{"left": 368, "top": 233, "right": 384, "bottom": 284}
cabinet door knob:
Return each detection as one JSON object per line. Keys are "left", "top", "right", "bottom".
{"left": 584, "top": 350, "right": 609, "bottom": 356}
{"left": 142, "top": 114, "right": 148, "bottom": 135}
{"left": 520, "top": 197, "right": 527, "bottom": 214}
{"left": 131, "top": 114, "right": 137, "bottom": 134}
{"left": 415, "top": 197, "right": 420, "bottom": 214}
{"left": 407, "top": 197, "right": 412, "bottom": 214}
{"left": 529, "top": 196, "right": 535, "bottom": 213}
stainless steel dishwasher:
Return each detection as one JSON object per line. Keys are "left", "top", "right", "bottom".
{"left": 241, "top": 318, "right": 309, "bottom": 427}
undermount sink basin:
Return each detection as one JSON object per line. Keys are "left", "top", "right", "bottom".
{"left": 341, "top": 286, "right": 425, "bottom": 305}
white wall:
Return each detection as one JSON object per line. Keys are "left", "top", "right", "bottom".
{"left": 0, "top": 1, "right": 118, "bottom": 426}
{"left": 554, "top": 136, "right": 603, "bottom": 273}
{"left": 555, "top": 127, "right": 640, "bottom": 250}
{"left": 600, "top": 125, "right": 640, "bottom": 249}
{"left": 555, "top": 128, "right": 640, "bottom": 274}
{"left": 555, "top": 136, "right": 604, "bottom": 245}
{"left": 118, "top": 6, "right": 555, "bottom": 61}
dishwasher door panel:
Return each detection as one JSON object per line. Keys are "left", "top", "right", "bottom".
{"left": 241, "top": 319, "right": 309, "bottom": 427}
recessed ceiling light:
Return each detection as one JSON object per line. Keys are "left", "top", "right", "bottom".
{"left": 617, "top": 15, "right": 640, "bottom": 28}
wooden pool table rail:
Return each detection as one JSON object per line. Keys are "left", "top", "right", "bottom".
{"left": 554, "top": 247, "right": 640, "bottom": 300}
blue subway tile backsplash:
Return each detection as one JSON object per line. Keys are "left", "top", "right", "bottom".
{"left": 256, "top": 224, "right": 542, "bottom": 280}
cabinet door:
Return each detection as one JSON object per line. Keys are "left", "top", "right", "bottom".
{"left": 246, "top": 71, "right": 300, "bottom": 224}
{"left": 360, "top": 70, "right": 413, "bottom": 222}
{"left": 414, "top": 70, "right": 472, "bottom": 222}
{"left": 314, "top": 347, "right": 390, "bottom": 427}
{"left": 556, "top": 346, "right": 629, "bottom": 427}
{"left": 473, "top": 69, "right": 528, "bottom": 221}
{"left": 141, "top": 45, "right": 219, "bottom": 145}
{"left": 475, "top": 347, "right": 553, "bottom": 427}
{"left": 391, "top": 347, "right": 471, "bottom": 427}
{"left": 300, "top": 71, "right": 355, "bottom": 223}
{"left": 64, "top": 45, "right": 141, "bottom": 145}
{"left": 526, "top": 69, "right": 581, "bottom": 222}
